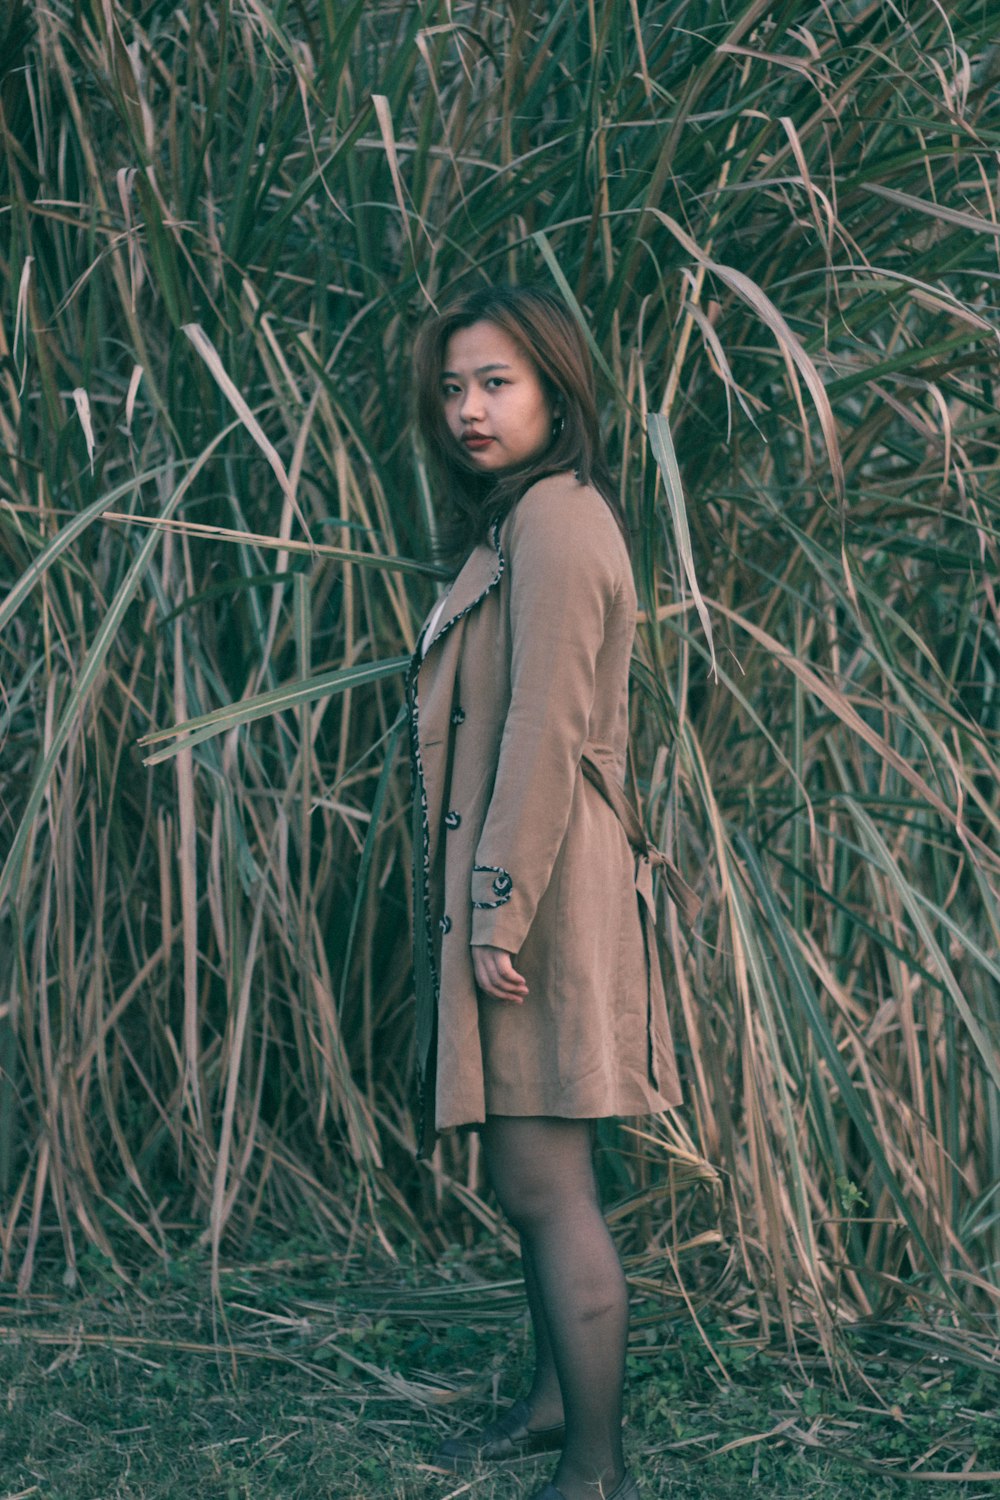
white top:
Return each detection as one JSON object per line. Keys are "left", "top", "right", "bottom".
{"left": 421, "top": 591, "right": 452, "bottom": 658}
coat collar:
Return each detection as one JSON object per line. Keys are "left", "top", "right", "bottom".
{"left": 415, "top": 519, "right": 504, "bottom": 665}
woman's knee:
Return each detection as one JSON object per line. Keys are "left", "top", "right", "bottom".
{"left": 489, "top": 1170, "right": 558, "bottom": 1234}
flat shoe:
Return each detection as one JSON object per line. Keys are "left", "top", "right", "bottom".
{"left": 431, "top": 1397, "right": 565, "bottom": 1471}
{"left": 607, "top": 1477, "right": 641, "bottom": 1500}
{"left": 530, "top": 1475, "right": 640, "bottom": 1500}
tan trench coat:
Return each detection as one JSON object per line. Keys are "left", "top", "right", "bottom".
{"left": 406, "top": 473, "right": 685, "bottom": 1149}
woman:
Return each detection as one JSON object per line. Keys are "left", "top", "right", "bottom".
{"left": 406, "top": 285, "right": 692, "bottom": 1500}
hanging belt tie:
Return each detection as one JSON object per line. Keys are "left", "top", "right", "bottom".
{"left": 580, "top": 753, "right": 702, "bottom": 930}
{"left": 643, "top": 844, "right": 702, "bottom": 929}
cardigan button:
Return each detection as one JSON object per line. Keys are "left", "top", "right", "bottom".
{"left": 450, "top": 705, "right": 465, "bottom": 725}
{"left": 444, "top": 810, "right": 461, "bottom": 829}
{"left": 439, "top": 915, "right": 452, "bottom": 934}
{"left": 492, "top": 872, "right": 512, "bottom": 897}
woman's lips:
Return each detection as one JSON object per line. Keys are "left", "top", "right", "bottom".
{"left": 462, "top": 433, "right": 494, "bottom": 451}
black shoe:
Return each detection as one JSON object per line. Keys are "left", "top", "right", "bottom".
{"left": 531, "top": 1474, "right": 640, "bottom": 1500}
{"left": 431, "top": 1398, "right": 565, "bottom": 1471}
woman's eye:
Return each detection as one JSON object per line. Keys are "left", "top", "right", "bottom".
{"left": 486, "top": 377, "right": 507, "bottom": 389}
{"left": 442, "top": 383, "right": 461, "bottom": 397}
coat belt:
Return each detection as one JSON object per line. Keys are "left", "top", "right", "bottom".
{"left": 579, "top": 752, "right": 702, "bottom": 929}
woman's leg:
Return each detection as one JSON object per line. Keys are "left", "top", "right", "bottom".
{"left": 431, "top": 1227, "right": 564, "bottom": 1469}
{"left": 481, "top": 1115, "right": 628, "bottom": 1500}
{"left": 520, "top": 1237, "right": 565, "bottom": 1430}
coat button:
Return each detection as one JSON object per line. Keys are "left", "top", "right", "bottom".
{"left": 439, "top": 915, "right": 452, "bottom": 934}
{"left": 450, "top": 705, "right": 465, "bottom": 725}
{"left": 444, "top": 810, "right": 461, "bottom": 829}
{"left": 492, "top": 872, "right": 512, "bottom": 897}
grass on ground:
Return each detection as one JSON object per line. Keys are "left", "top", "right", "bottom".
{"left": 1, "top": 1228, "right": 997, "bottom": 1500}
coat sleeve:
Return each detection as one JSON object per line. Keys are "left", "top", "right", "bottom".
{"left": 470, "top": 478, "right": 624, "bottom": 952}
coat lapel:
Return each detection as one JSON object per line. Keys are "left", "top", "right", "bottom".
{"left": 415, "top": 522, "right": 504, "bottom": 664}
{"left": 407, "top": 520, "right": 505, "bottom": 1153}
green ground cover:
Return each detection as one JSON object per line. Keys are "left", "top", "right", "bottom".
{"left": 2, "top": 1231, "right": 997, "bottom": 1499}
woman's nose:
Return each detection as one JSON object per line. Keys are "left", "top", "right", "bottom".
{"left": 460, "top": 385, "right": 484, "bottom": 422}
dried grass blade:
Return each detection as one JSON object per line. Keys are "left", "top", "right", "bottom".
{"left": 99, "top": 511, "right": 446, "bottom": 576}
{"left": 182, "top": 322, "right": 312, "bottom": 540}
{"left": 0, "top": 449, "right": 221, "bottom": 909}
{"left": 737, "top": 833, "right": 954, "bottom": 1297}
{"left": 0, "top": 463, "right": 179, "bottom": 633}
{"left": 646, "top": 208, "right": 845, "bottom": 500}
{"left": 843, "top": 799, "right": 1000, "bottom": 1092}
{"left": 648, "top": 414, "right": 718, "bottom": 680}
{"left": 139, "top": 656, "right": 410, "bottom": 763}
{"left": 867, "top": 182, "right": 1000, "bottom": 236}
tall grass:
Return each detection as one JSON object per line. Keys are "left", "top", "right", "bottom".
{"left": 1, "top": 0, "right": 998, "bottom": 1357}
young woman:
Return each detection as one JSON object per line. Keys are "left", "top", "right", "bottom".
{"left": 406, "top": 285, "right": 692, "bottom": 1500}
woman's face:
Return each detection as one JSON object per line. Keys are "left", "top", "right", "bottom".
{"left": 441, "top": 320, "right": 555, "bottom": 473}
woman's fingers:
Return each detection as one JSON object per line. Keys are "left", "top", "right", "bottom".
{"left": 474, "top": 948, "right": 523, "bottom": 1000}
{"left": 472, "top": 944, "right": 529, "bottom": 1002}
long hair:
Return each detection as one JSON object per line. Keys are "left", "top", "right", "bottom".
{"left": 413, "top": 285, "right": 626, "bottom": 565}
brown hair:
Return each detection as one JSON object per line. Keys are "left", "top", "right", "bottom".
{"left": 413, "top": 284, "right": 626, "bottom": 564}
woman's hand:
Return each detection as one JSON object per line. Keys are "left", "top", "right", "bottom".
{"left": 472, "top": 944, "right": 529, "bottom": 1003}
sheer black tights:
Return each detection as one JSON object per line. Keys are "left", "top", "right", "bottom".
{"left": 480, "top": 1116, "right": 627, "bottom": 1499}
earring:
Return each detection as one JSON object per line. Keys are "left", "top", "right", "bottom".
{"left": 552, "top": 412, "right": 565, "bottom": 438}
